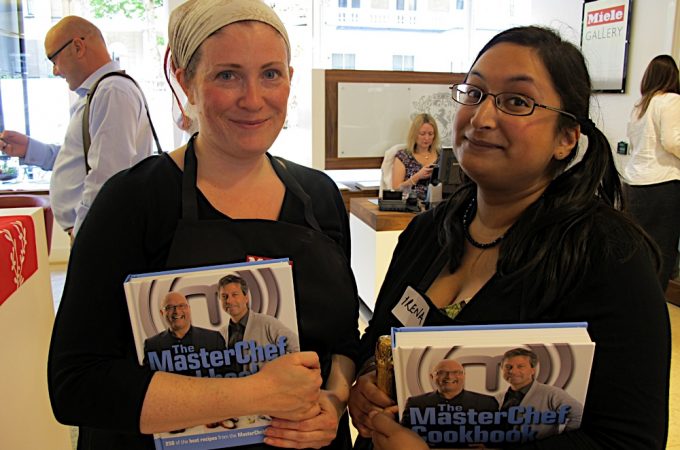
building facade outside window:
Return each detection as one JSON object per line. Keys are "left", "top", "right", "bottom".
{"left": 0, "top": 0, "right": 532, "bottom": 171}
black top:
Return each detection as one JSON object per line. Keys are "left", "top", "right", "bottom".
{"left": 359, "top": 202, "right": 670, "bottom": 449}
{"left": 47, "top": 152, "right": 358, "bottom": 449}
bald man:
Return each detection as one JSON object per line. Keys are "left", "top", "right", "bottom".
{"left": 0, "top": 15, "right": 155, "bottom": 237}
{"left": 400, "top": 359, "right": 499, "bottom": 447}
{"left": 143, "top": 292, "right": 226, "bottom": 377}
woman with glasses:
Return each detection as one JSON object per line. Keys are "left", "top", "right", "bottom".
{"left": 349, "top": 26, "right": 670, "bottom": 449}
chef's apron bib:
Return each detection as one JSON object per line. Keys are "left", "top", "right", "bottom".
{"left": 165, "top": 138, "right": 356, "bottom": 449}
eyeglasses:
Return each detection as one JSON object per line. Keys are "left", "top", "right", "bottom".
{"left": 434, "top": 369, "right": 464, "bottom": 377}
{"left": 450, "top": 83, "right": 577, "bottom": 121}
{"left": 162, "top": 303, "right": 189, "bottom": 312}
{"left": 47, "top": 37, "right": 83, "bottom": 62}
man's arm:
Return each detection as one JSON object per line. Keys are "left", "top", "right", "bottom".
{"left": 74, "top": 79, "right": 152, "bottom": 234}
{"left": 1, "top": 130, "right": 60, "bottom": 170}
{"left": 547, "top": 385, "right": 583, "bottom": 431}
{"left": 260, "top": 313, "right": 301, "bottom": 353}
{"left": 274, "top": 319, "right": 300, "bottom": 353}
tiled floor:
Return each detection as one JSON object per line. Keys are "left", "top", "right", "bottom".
{"left": 49, "top": 263, "right": 67, "bottom": 313}
{"left": 49, "top": 264, "right": 679, "bottom": 447}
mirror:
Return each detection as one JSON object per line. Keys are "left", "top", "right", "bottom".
{"left": 324, "top": 70, "right": 465, "bottom": 169}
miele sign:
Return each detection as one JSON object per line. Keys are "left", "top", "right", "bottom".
{"left": 586, "top": 5, "right": 625, "bottom": 26}
{"left": 580, "top": 0, "right": 630, "bottom": 91}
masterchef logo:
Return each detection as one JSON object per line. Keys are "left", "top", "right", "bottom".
{"left": 587, "top": 5, "right": 625, "bottom": 26}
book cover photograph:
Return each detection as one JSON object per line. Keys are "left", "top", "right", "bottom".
{"left": 124, "top": 258, "right": 299, "bottom": 450}
{"left": 391, "top": 323, "right": 595, "bottom": 448}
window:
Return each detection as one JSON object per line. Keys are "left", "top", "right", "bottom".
{"left": 0, "top": 0, "right": 537, "bottom": 171}
{"left": 428, "top": 0, "right": 450, "bottom": 12}
{"left": 0, "top": 0, "right": 174, "bottom": 161}
{"left": 25, "top": 0, "right": 35, "bottom": 17}
{"left": 332, "top": 53, "right": 356, "bottom": 69}
{"left": 392, "top": 55, "right": 414, "bottom": 71}
{"left": 396, "top": 0, "right": 417, "bottom": 10}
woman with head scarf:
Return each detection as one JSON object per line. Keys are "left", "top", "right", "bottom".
{"left": 48, "top": 1, "right": 359, "bottom": 449}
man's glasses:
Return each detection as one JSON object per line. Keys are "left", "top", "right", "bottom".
{"left": 162, "top": 303, "right": 189, "bottom": 312}
{"left": 47, "top": 37, "right": 83, "bottom": 62}
{"left": 434, "top": 369, "right": 464, "bottom": 377}
{"left": 450, "top": 83, "right": 577, "bottom": 121}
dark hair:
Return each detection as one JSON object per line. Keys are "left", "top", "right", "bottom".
{"left": 502, "top": 348, "right": 537, "bottom": 368}
{"left": 442, "top": 26, "right": 659, "bottom": 318}
{"left": 636, "top": 55, "right": 680, "bottom": 118}
{"left": 218, "top": 274, "right": 248, "bottom": 295}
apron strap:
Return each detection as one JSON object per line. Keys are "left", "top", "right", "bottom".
{"left": 269, "top": 156, "right": 322, "bottom": 233}
{"left": 180, "top": 136, "right": 322, "bottom": 233}
{"left": 181, "top": 133, "right": 200, "bottom": 221}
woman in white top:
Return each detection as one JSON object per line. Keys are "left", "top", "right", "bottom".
{"left": 625, "top": 54, "right": 680, "bottom": 291}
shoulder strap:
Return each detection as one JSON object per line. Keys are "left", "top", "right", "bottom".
{"left": 270, "top": 156, "right": 322, "bottom": 233}
{"left": 82, "top": 70, "right": 163, "bottom": 174}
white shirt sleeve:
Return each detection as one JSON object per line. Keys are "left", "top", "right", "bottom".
{"left": 21, "top": 138, "right": 60, "bottom": 170}
{"left": 657, "top": 94, "right": 680, "bottom": 159}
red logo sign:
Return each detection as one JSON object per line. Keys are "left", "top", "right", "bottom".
{"left": 0, "top": 215, "right": 38, "bottom": 307}
{"left": 587, "top": 5, "right": 625, "bottom": 26}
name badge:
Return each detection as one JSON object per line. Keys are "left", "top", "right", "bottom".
{"left": 391, "top": 286, "right": 429, "bottom": 327}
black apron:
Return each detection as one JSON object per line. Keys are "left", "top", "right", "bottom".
{"left": 164, "top": 138, "right": 357, "bottom": 450}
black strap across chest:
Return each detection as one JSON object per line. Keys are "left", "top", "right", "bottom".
{"left": 82, "top": 70, "right": 163, "bottom": 173}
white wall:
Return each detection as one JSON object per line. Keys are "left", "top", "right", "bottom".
{"left": 502, "top": 0, "right": 678, "bottom": 170}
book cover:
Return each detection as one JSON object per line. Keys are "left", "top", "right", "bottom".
{"left": 124, "top": 258, "right": 299, "bottom": 450}
{"left": 392, "top": 323, "right": 595, "bottom": 448}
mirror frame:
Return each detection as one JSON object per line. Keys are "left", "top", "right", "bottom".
{"left": 324, "top": 69, "right": 465, "bottom": 169}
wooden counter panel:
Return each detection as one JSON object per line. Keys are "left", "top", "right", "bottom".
{"left": 350, "top": 197, "right": 416, "bottom": 232}
{"left": 340, "top": 188, "right": 378, "bottom": 212}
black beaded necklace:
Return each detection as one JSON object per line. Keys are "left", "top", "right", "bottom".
{"left": 462, "top": 197, "right": 505, "bottom": 249}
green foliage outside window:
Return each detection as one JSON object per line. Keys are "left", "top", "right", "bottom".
{"left": 89, "top": 0, "right": 163, "bottom": 19}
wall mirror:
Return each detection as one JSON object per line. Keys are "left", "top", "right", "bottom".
{"left": 324, "top": 70, "right": 465, "bottom": 169}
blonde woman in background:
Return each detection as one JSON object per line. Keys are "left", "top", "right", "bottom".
{"left": 624, "top": 54, "right": 680, "bottom": 291}
{"left": 391, "top": 113, "right": 441, "bottom": 199}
